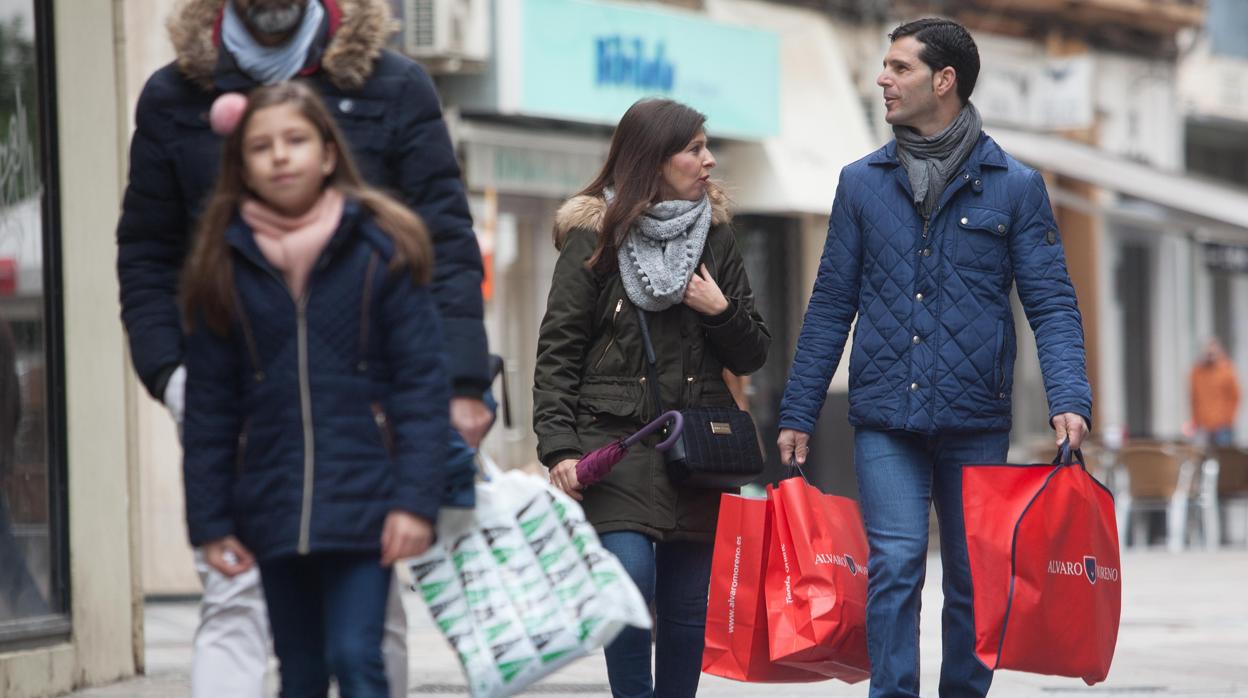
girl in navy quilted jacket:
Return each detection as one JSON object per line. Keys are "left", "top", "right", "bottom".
{"left": 179, "top": 81, "right": 449, "bottom": 698}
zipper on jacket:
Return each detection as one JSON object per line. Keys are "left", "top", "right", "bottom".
{"left": 371, "top": 401, "right": 395, "bottom": 457}
{"left": 593, "top": 299, "right": 625, "bottom": 370}
{"left": 356, "top": 252, "right": 380, "bottom": 372}
{"left": 296, "top": 294, "right": 316, "bottom": 555}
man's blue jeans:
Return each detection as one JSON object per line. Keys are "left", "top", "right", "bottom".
{"left": 598, "top": 531, "right": 713, "bottom": 698}
{"left": 854, "top": 428, "right": 1010, "bottom": 698}
{"left": 259, "top": 552, "right": 392, "bottom": 698}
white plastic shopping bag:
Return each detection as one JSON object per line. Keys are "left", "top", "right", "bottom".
{"left": 398, "top": 455, "right": 650, "bottom": 698}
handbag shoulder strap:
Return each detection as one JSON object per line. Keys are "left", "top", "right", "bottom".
{"left": 635, "top": 307, "right": 665, "bottom": 420}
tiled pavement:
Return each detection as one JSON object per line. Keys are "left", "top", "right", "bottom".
{"left": 69, "top": 551, "right": 1248, "bottom": 697}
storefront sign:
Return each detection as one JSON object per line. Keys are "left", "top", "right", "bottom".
{"left": 1204, "top": 242, "right": 1248, "bottom": 274}
{"left": 977, "top": 55, "right": 1094, "bottom": 131}
{"left": 512, "top": 0, "right": 778, "bottom": 140}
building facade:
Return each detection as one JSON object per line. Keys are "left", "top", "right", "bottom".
{"left": 0, "top": 1, "right": 143, "bottom": 695}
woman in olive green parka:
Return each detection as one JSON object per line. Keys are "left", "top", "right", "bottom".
{"left": 532, "top": 99, "right": 769, "bottom": 698}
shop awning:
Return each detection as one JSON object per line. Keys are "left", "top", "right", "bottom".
{"left": 990, "top": 126, "right": 1248, "bottom": 240}
{"left": 706, "top": 0, "right": 876, "bottom": 216}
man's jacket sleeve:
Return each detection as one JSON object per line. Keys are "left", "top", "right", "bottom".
{"left": 116, "top": 84, "right": 190, "bottom": 401}
{"left": 1010, "top": 169, "right": 1093, "bottom": 429}
{"left": 779, "top": 170, "right": 861, "bottom": 435}
{"left": 392, "top": 61, "right": 490, "bottom": 397}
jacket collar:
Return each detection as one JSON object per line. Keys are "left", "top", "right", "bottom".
{"left": 168, "top": 0, "right": 395, "bottom": 91}
{"left": 552, "top": 182, "right": 732, "bottom": 249}
{"left": 868, "top": 132, "right": 1008, "bottom": 175}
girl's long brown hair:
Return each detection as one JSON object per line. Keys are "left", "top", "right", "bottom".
{"left": 181, "top": 81, "right": 433, "bottom": 335}
{"left": 569, "top": 99, "right": 707, "bottom": 272}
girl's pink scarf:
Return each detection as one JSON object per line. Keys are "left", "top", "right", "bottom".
{"left": 241, "top": 188, "right": 345, "bottom": 300}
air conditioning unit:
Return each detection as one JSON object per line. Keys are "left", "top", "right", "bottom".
{"left": 397, "top": 0, "right": 490, "bottom": 66}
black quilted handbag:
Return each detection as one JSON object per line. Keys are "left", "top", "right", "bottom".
{"left": 636, "top": 309, "right": 764, "bottom": 489}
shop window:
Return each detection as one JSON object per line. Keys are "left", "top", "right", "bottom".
{"left": 0, "top": 2, "right": 68, "bottom": 643}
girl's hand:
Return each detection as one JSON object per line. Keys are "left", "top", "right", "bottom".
{"left": 683, "top": 264, "right": 730, "bottom": 316}
{"left": 550, "top": 458, "right": 584, "bottom": 501}
{"left": 203, "top": 536, "right": 255, "bottom": 577}
{"left": 381, "top": 511, "right": 435, "bottom": 566}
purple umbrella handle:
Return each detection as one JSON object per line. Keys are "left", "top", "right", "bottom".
{"left": 622, "top": 410, "right": 684, "bottom": 451}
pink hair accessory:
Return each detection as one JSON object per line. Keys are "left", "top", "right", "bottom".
{"left": 209, "top": 92, "right": 248, "bottom": 136}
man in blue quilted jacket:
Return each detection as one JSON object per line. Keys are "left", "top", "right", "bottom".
{"left": 777, "top": 18, "right": 1091, "bottom": 698}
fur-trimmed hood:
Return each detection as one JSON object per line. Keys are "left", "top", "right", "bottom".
{"left": 167, "top": 0, "right": 396, "bottom": 90}
{"left": 553, "top": 183, "right": 731, "bottom": 247}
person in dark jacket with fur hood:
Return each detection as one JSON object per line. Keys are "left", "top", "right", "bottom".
{"left": 534, "top": 99, "right": 770, "bottom": 698}
{"left": 114, "top": 2, "right": 488, "bottom": 696}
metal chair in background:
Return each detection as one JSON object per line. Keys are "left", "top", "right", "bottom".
{"left": 1200, "top": 447, "right": 1248, "bottom": 549}
{"left": 1116, "top": 441, "right": 1204, "bottom": 552}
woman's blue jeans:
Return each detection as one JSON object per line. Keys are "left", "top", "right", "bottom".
{"left": 854, "top": 428, "right": 1010, "bottom": 698}
{"left": 259, "top": 552, "right": 392, "bottom": 698}
{"left": 598, "top": 531, "right": 714, "bottom": 698}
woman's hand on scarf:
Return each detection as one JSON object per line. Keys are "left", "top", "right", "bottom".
{"left": 550, "top": 458, "right": 584, "bottom": 501}
{"left": 683, "top": 264, "right": 729, "bottom": 316}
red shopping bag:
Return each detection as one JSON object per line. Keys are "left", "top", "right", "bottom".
{"left": 764, "top": 476, "right": 870, "bottom": 683}
{"left": 702, "top": 494, "right": 826, "bottom": 683}
{"left": 963, "top": 444, "right": 1121, "bottom": 685}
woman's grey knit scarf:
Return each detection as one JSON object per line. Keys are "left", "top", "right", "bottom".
{"left": 894, "top": 102, "right": 983, "bottom": 217}
{"left": 610, "top": 189, "right": 712, "bottom": 312}
{"left": 222, "top": 0, "right": 325, "bottom": 85}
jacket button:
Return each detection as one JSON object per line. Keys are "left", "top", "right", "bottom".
{"left": 997, "top": 224, "right": 1006, "bottom": 233}
{"left": 963, "top": 173, "right": 970, "bottom": 180}
{"left": 686, "top": 376, "right": 695, "bottom": 383}
{"left": 639, "top": 377, "right": 646, "bottom": 384}
{"left": 910, "top": 382, "right": 919, "bottom": 392}
{"left": 999, "top": 392, "right": 1007, "bottom": 399}
{"left": 960, "top": 216, "right": 969, "bottom": 225}
{"left": 974, "top": 179, "right": 982, "bottom": 186}
{"left": 339, "top": 98, "right": 355, "bottom": 113}
{"left": 912, "top": 335, "right": 921, "bottom": 345}
{"left": 921, "top": 248, "right": 931, "bottom": 257}
{"left": 915, "top": 292, "right": 924, "bottom": 301}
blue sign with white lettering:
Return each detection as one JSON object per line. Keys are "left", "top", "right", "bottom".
{"left": 519, "top": 0, "right": 778, "bottom": 140}
{"left": 595, "top": 36, "right": 675, "bottom": 91}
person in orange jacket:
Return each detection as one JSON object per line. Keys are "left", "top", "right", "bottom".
{"left": 1191, "top": 338, "right": 1241, "bottom": 448}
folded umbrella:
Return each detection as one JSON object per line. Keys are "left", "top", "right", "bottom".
{"left": 576, "top": 411, "right": 684, "bottom": 486}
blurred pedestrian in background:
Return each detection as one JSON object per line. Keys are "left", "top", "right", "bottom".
{"left": 1190, "top": 337, "right": 1241, "bottom": 448}
{"left": 534, "top": 98, "right": 770, "bottom": 698}
{"left": 115, "top": 1, "right": 487, "bottom": 696}
{"left": 180, "top": 81, "right": 449, "bottom": 698}
{"left": 778, "top": 18, "right": 1092, "bottom": 698}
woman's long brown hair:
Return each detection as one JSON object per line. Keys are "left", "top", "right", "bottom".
{"left": 181, "top": 81, "right": 433, "bottom": 336}
{"left": 568, "top": 99, "right": 707, "bottom": 272}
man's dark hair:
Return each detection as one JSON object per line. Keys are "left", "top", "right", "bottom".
{"left": 889, "top": 18, "right": 980, "bottom": 104}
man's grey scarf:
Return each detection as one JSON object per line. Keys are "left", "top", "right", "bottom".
{"left": 611, "top": 190, "right": 712, "bottom": 312}
{"left": 222, "top": 0, "right": 325, "bottom": 85}
{"left": 894, "top": 102, "right": 983, "bottom": 217}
